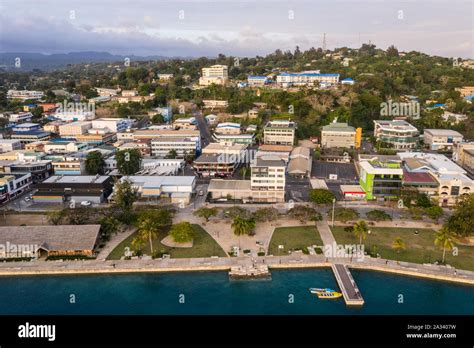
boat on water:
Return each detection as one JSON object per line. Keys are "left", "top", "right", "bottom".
{"left": 309, "top": 288, "right": 343, "bottom": 299}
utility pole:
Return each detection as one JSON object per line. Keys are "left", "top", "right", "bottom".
{"left": 331, "top": 198, "right": 336, "bottom": 227}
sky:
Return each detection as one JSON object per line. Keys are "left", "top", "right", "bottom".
{"left": 0, "top": 0, "right": 472, "bottom": 58}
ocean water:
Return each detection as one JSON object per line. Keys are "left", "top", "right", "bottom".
{"left": 0, "top": 268, "right": 473, "bottom": 315}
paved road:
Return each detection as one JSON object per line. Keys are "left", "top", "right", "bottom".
{"left": 193, "top": 110, "right": 212, "bottom": 147}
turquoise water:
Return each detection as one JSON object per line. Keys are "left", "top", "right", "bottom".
{"left": 0, "top": 268, "right": 473, "bottom": 315}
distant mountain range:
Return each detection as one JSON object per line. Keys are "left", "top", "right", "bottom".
{"left": 0, "top": 52, "right": 173, "bottom": 71}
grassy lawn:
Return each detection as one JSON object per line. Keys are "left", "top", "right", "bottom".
{"left": 331, "top": 226, "right": 474, "bottom": 271}
{"left": 107, "top": 224, "right": 227, "bottom": 260}
{"left": 268, "top": 226, "right": 323, "bottom": 256}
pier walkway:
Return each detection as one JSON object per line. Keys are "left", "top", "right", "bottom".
{"left": 332, "top": 264, "right": 364, "bottom": 305}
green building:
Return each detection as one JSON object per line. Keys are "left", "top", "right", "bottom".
{"left": 359, "top": 159, "right": 403, "bottom": 200}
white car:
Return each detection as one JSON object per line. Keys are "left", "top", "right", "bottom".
{"left": 80, "top": 201, "right": 92, "bottom": 206}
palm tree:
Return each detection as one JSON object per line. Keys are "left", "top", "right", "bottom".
{"left": 434, "top": 227, "right": 455, "bottom": 264}
{"left": 352, "top": 220, "right": 368, "bottom": 245}
{"left": 392, "top": 237, "right": 406, "bottom": 254}
{"left": 231, "top": 216, "right": 254, "bottom": 236}
{"left": 137, "top": 216, "right": 159, "bottom": 255}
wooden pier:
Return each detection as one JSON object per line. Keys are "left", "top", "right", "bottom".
{"left": 331, "top": 264, "right": 364, "bottom": 306}
{"left": 229, "top": 264, "right": 271, "bottom": 280}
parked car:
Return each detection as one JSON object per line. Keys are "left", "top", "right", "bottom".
{"left": 80, "top": 201, "right": 92, "bottom": 206}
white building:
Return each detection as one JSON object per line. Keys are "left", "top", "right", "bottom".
{"left": 321, "top": 122, "right": 357, "bottom": 149}
{"left": 0, "top": 140, "right": 22, "bottom": 153}
{"left": 203, "top": 100, "right": 229, "bottom": 109}
{"left": 151, "top": 137, "right": 200, "bottom": 158}
{"left": 44, "top": 141, "right": 88, "bottom": 154}
{"left": 59, "top": 121, "right": 92, "bottom": 136}
{"left": 441, "top": 111, "right": 468, "bottom": 125}
{"left": 199, "top": 65, "right": 228, "bottom": 86}
{"left": 172, "top": 117, "right": 197, "bottom": 130}
{"left": 247, "top": 76, "right": 268, "bottom": 87}
{"left": 373, "top": 120, "right": 419, "bottom": 150}
{"left": 7, "top": 90, "right": 44, "bottom": 100}
{"left": 263, "top": 120, "right": 296, "bottom": 145}
{"left": 423, "top": 129, "right": 464, "bottom": 151}
{"left": 276, "top": 71, "right": 340, "bottom": 88}
{"left": 51, "top": 111, "right": 95, "bottom": 122}
{"left": 92, "top": 118, "right": 133, "bottom": 133}
{"left": 95, "top": 88, "right": 120, "bottom": 97}
{"left": 157, "top": 73, "right": 174, "bottom": 81}
{"left": 1, "top": 112, "right": 33, "bottom": 123}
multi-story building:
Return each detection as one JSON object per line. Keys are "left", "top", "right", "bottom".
{"left": 276, "top": 71, "right": 340, "bottom": 88}
{"left": 151, "top": 137, "right": 199, "bottom": 158}
{"left": 92, "top": 118, "right": 133, "bottom": 133}
{"left": 423, "top": 129, "right": 463, "bottom": 151}
{"left": 193, "top": 143, "right": 247, "bottom": 177}
{"left": 51, "top": 158, "right": 86, "bottom": 175}
{"left": 10, "top": 131, "right": 51, "bottom": 144}
{"left": 121, "top": 90, "right": 138, "bottom": 97}
{"left": 12, "top": 123, "right": 41, "bottom": 132}
{"left": 263, "top": 120, "right": 296, "bottom": 146}
{"left": 373, "top": 120, "right": 419, "bottom": 150}
{"left": 0, "top": 160, "right": 53, "bottom": 183}
{"left": 148, "top": 106, "right": 173, "bottom": 122}
{"left": 33, "top": 175, "right": 113, "bottom": 203}
{"left": 247, "top": 76, "right": 268, "bottom": 87}
{"left": 0, "top": 140, "right": 22, "bottom": 153}
{"left": 7, "top": 90, "right": 44, "bottom": 100}
{"left": 202, "top": 100, "right": 229, "bottom": 109}
{"left": 455, "top": 86, "right": 474, "bottom": 97}
{"left": 0, "top": 173, "right": 33, "bottom": 204}
{"left": 199, "top": 65, "right": 228, "bottom": 86}
{"left": 359, "top": 155, "right": 403, "bottom": 200}
{"left": 58, "top": 121, "right": 92, "bottom": 136}
{"left": 214, "top": 122, "right": 241, "bottom": 135}
{"left": 95, "top": 88, "right": 120, "bottom": 97}
{"left": 212, "top": 133, "right": 255, "bottom": 145}
{"left": 321, "top": 122, "right": 357, "bottom": 149}
{"left": 0, "top": 111, "right": 33, "bottom": 123}
{"left": 157, "top": 73, "right": 174, "bottom": 81}
{"left": 453, "top": 142, "right": 474, "bottom": 175}
{"left": 117, "top": 140, "right": 151, "bottom": 156}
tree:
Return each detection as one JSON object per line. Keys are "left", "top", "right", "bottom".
{"left": 116, "top": 149, "right": 142, "bottom": 175}
{"left": 444, "top": 194, "right": 474, "bottom": 236}
{"left": 151, "top": 114, "right": 165, "bottom": 124}
{"left": 288, "top": 206, "right": 319, "bottom": 223}
{"left": 166, "top": 149, "right": 178, "bottom": 159}
{"left": 415, "top": 193, "right": 432, "bottom": 208}
{"left": 136, "top": 209, "right": 172, "bottom": 255}
{"left": 424, "top": 206, "right": 443, "bottom": 222}
{"left": 392, "top": 237, "right": 406, "bottom": 254}
{"left": 434, "top": 227, "right": 456, "bottom": 263}
{"left": 309, "top": 189, "right": 335, "bottom": 205}
{"left": 48, "top": 209, "right": 67, "bottom": 225}
{"left": 111, "top": 179, "right": 138, "bottom": 219}
{"left": 386, "top": 45, "right": 399, "bottom": 57}
{"left": 99, "top": 216, "right": 121, "bottom": 241}
{"left": 193, "top": 207, "right": 218, "bottom": 222}
{"left": 169, "top": 222, "right": 195, "bottom": 243}
{"left": 231, "top": 216, "right": 256, "bottom": 236}
{"left": 366, "top": 209, "right": 392, "bottom": 221}
{"left": 253, "top": 207, "right": 279, "bottom": 222}
{"left": 352, "top": 220, "right": 368, "bottom": 245}
{"left": 85, "top": 150, "right": 105, "bottom": 175}
{"left": 330, "top": 208, "right": 360, "bottom": 222}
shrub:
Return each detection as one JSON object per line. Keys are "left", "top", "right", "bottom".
{"left": 366, "top": 209, "right": 392, "bottom": 221}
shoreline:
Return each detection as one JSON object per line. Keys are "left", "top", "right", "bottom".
{"left": 0, "top": 259, "right": 473, "bottom": 286}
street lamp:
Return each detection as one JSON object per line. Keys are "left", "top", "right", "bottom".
{"left": 331, "top": 198, "right": 336, "bottom": 227}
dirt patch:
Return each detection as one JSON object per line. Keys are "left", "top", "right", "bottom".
{"left": 161, "top": 235, "right": 193, "bottom": 248}
{"left": 0, "top": 214, "right": 49, "bottom": 226}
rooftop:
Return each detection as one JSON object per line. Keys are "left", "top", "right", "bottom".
{"left": 0, "top": 225, "right": 100, "bottom": 252}
{"left": 322, "top": 122, "right": 356, "bottom": 132}
{"left": 424, "top": 129, "right": 464, "bottom": 137}
{"left": 43, "top": 175, "right": 110, "bottom": 184}
{"left": 254, "top": 158, "right": 286, "bottom": 168}
{"left": 258, "top": 144, "right": 293, "bottom": 153}
{"left": 123, "top": 175, "right": 196, "bottom": 187}
{"left": 374, "top": 120, "right": 418, "bottom": 131}
{"left": 208, "top": 179, "right": 251, "bottom": 191}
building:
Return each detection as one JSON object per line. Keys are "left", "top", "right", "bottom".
{"left": 58, "top": 121, "right": 92, "bottom": 136}
{"left": 373, "top": 120, "right": 419, "bottom": 150}
{"left": 7, "top": 90, "right": 44, "bottom": 100}
{"left": 423, "top": 129, "right": 463, "bottom": 151}
{"left": 43, "top": 121, "right": 66, "bottom": 134}
{"left": 341, "top": 78, "right": 355, "bottom": 85}
{"left": 0, "top": 173, "right": 32, "bottom": 203}
{"left": 172, "top": 117, "right": 197, "bottom": 130}
{"left": 359, "top": 156, "right": 403, "bottom": 200}
{"left": 12, "top": 123, "right": 41, "bottom": 132}
{"left": 441, "top": 111, "right": 468, "bottom": 125}
{"left": 398, "top": 152, "right": 473, "bottom": 206}
{"left": 33, "top": 175, "right": 113, "bottom": 203}
{"left": 157, "top": 73, "right": 173, "bottom": 81}
{"left": 321, "top": 122, "right": 357, "bottom": 149}
{"left": 151, "top": 137, "right": 200, "bottom": 158}
{"left": 402, "top": 171, "right": 439, "bottom": 198}
{"left": 0, "top": 140, "right": 22, "bottom": 153}
{"left": 212, "top": 133, "right": 255, "bottom": 145}
{"left": 453, "top": 142, "right": 474, "bottom": 175}
{"left": 92, "top": 118, "right": 133, "bottom": 132}
{"left": 50, "top": 157, "right": 86, "bottom": 175}
{"left": 205, "top": 114, "right": 219, "bottom": 125}
{"left": 208, "top": 157, "right": 286, "bottom": 203}
{"left": 95, "top": 88, "right": 120, "bottom": 97}
{"left": 202, "top": 100, "right": 229, "bottom": 109}
{"left": 1, "top": 111, "right": 33, "bottom": 123}
{"left": 10, "top": 131, "right": 51, "bottom": 144}
{"left": 44, "top": 141, "right": 88, "bottom": 154}
{"left": 50, "top": 111, "right": 95, "bottom": 122}
{"left": 121, "top": 90, "right": 138, "bottom": 97}
{"left": 263, "top": 120, "right": 296, "bottom": 145}
{"left": 340, "top": 185, "right": 366, "bottom": 200}
{"left": 256, "top": 144, "right": 293, "bottom": 163}
{"left": 75, "top": 132, "right": 116, "bottom": 145}
{"left": 214, "top": 122, "right": 241, "bottom": 135}
{"left": 247, "top": 76, "right": 268, "bottom": 87}
{"left": 287, "top": 147, "right": 311, "bottom": 177}
{"left": 455, "top": 86, "right": 474, "bottom": 97}
{"left": 118, "top": 176, "right": 196, "bottom": 204}
{"left": 199, "top": 65, "right": 228, "bottom": 86}
{"left": 116, "top": 95, "right": 153, "bottom": 104}
{"left": 276, "top": 72, "right": 340, "bottom": 88}
{"left": 0, "top": 160, "right": 52, "bottom": 183}
{"left": 0, "top": 225, "right": 101, "bottom": 259}
{"left": 148, "top": 106, "right": 173, "bottom": 122}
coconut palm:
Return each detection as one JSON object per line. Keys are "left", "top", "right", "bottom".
{"left": 392, "top": 237, "right": 406, "bottom": 254}
{"left": 434, "top": 227, "right": 456, "bottom": 264}
{"left": 231, "top": 216, "right": 256, "bottom": 236}
{"left": 352, "top": 220, "right": 368, "bottom": 245}
{"left": 137, "top": 218, "right": 159, "bottom": 255}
